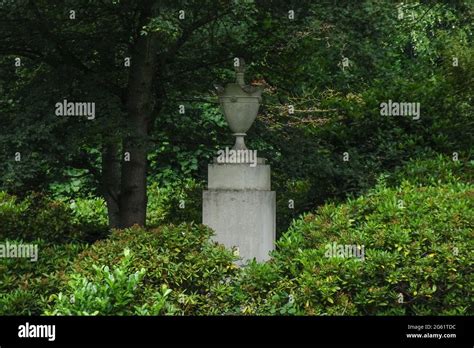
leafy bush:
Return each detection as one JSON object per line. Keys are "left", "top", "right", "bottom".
{"left": 276, "top": 179, "right": 313, "bottom": 237}
{"left": 68, "top": 197, "right": 109, "bottom": 242}
{"left": 4, "top": 155, "right": 472, "bottom": 316}
{"left": 46, "top": 223, "right": 238, "bottom": 315}
{"left": 389, "top": 155, "right": 473, "bottom": 187}
{"left": 146, "top": 182, "right": 171, "bottom": 226}
{"left": 68, "top": 197, "right": 108, "bottom": 226}
{"left": 147, "top": 179, "right": 203, "bottom": 226}
{"left": 47, "top": 248, "right": 181, "bottom": 315}
{"left": 163, "top": 179, "right": 203, "bottom": 225}
{"left": 0, "top": 192, "right": 81, "bottom": 243}
{"left": 0, "top": 178, "right": 203, "bottom": 246}
{"left": 0, "top": 192, "right": 108, "bottom": 243}
{"left": 233, "top": 179, "right": 473, "bottom": 315}
{"left": 0, "top": 240, "right": 86, "bottom": 315}
{"left": 0, "top": 191, "right": 29, "bottom": 238}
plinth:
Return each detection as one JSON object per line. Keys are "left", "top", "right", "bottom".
{"left": 202, "top": 158, "right": 276, "bottom": 262}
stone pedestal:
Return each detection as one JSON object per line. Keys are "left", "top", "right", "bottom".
{"left": 202, "top": 160, "right": 276, "bottom": 262}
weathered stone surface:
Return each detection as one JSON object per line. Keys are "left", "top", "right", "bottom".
{"left": 203, "top": 188, "right": 275, "bottom": 263}
{"left": 207, "top": 163, "right": 271, "bottom": 190}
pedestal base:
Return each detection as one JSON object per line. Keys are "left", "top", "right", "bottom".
{"left": 203, "top": 189, "right": 276, "bottom": 263}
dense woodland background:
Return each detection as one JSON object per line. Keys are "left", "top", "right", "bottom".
{"left": 0, "top": 0, "right": 472, "bottom": 315}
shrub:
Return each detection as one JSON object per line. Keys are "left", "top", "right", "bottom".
{"left": 389, "top": 154, "right": 473, "bottom": 187}
{"left": 148, "top": 179, "right": 203, "bottom": 227}
{"left": 47, "top": 248, "right": 181, "bottom": 315}
{"left": 0, "top": 192, "right": 81, "bottom": 243}
{"left": 163, "top": 179, "right": 202, "bottom": 225}
{"left": 275, "top": 179, "right": 313, "bottom": 237}
{"left": 46, "top": 223, "right": 238, "bottom": 315}
{"left": 234, "top": 179, "right": 473, "bottom": 315}
{"left": 0, "top": 178, "right": 204, "bottom": 247}
{"left": 6, "top": 155, "right": 472, "bottom": 316}
{"left": 146, "top": 182, "right": 171, "bottom": 226}
{"left": 68, "top": 197, "right": 108, "bottom": 227}
{"left": 68, "top": 197, "right": 109, "bottom": 242}
{"left": 0, "top": 192, "right": 109, "bottom": 244}
{"left": 0, "top": 240, "right": 86, "bottom": 315}
{"left": 0, "top": 191, "right": 29, "bottom": 238}
{"left": 26, "top": 193, "right": 82, "bottom": 243}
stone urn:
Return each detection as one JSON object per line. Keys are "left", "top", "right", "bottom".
{"left": 215, "top": 59, "right": 262, "bottom": 150}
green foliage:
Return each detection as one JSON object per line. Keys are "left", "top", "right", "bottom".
{"left": 148, "top": 102, "right": 227, "bottom": 186}
{"left": 48, "top": 167, "right": 100, "bottom": 200}
{"left": 0, "top": 192, "right": 109, "bottom": 244}
{"left": 147, "top": 178, "right": 203, "bottom": 226}
{"left": 0, "top": 179, "right": 206, "bottom": 243}
{"left": 0, "top": 192, "right": 81, "bottom": 243}
{"left": 0, "top": 241, "right": 86, "bottom": 315}
{"left": 46, "top": 224, "right": 238, "bottom": 315}
{"left": 389, "top": 155, "right": 474, "bottom": 187}
{"left": 275, "top": 179, "right": 313, "bottom": 237}
{"left": 1, "top": 1, "right": 471, "bottom": 235}
{"left": 251, "top": 1, "right": 473, "bottom": 233}
{"left": 234, "top": 178, "right": 473, "bottom": 315}
{"left": 162, "top": 179, "right": 203, "bottom": 225}
{"left": 0, "top": 191, "right": 29, "bottom": 234}
{"left": 4, "top": 156, "right": 473, "bottom": 316}
{"left": 68, "top": 197, "right": 109, "bottom": 242}
{"left": 0, "top": 1, "right": 472, "bottom": 317}
{"left": 145, "top": 182, "right": 170, "bottom": 226}
{"left": 46, "top": 248, "right": 180, "bottom": 315}
{"left": 68, "top": 197, "right": 108, "bottom": 226}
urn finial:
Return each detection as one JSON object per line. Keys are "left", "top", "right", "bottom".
{"left": 235, "top": 58, "right": 245, "bottom": 86}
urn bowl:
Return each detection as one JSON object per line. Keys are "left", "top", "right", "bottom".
{"left": 218, "top": 83, "right": 262, "bottom": 134}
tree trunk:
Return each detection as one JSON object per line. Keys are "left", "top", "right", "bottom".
{"left": 101, "top": 143, "right": 121, "bottom": 229}
{"left": 119, "top": 31, "right": 160, "bottom": 228}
